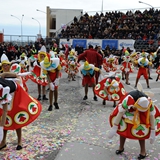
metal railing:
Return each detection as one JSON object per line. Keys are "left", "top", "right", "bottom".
{"left": 3, "top": 35, "right": 46, "bottom": 46}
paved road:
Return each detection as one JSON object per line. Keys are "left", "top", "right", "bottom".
{"left": 0, "top": 67, "right": 160, "bottom": 160}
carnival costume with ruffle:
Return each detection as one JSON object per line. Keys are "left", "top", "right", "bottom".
{"left": 29, "top": 51, "right": 48, "bottom": 86}
{"left": 103, "top": 57, "right": 117, "bottom": 72}
{"left": 94, "top": 75, "right": 126, "bottom": 101}
{"left": 0, "top": 54, "right": 42, "bottom": 130}
{"left": 109, "top": 90, "right": 160, "bottom": 139}
{"left": 120, "top": 51, "right": 134, "bottom": 73}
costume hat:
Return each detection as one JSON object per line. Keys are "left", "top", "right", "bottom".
{"left": 40, "top": 54, "right": 60, "bottom": 70}
{"left": 1, "top": 54, "right": 11, "bottom": 65}
{"left": 140, "top": 51, "right": 148, "bottom": 58}
{"left": 43, "top": 54, "right": 51, "bottom": 68}
{"left": 20, "top": 53, "right": 26, "bottom": 58}
{"left": 134, "top": 97, "right": 151, "bottom": 112}
{"left": 38, "top": 51, "right": 47, "bottom": 62}
{"left": 83, "top": 61, "right": 91, "bottom": 70}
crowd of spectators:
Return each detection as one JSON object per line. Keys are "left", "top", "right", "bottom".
{"left": 59, "top": 8, "right": 160, "bottom": 41}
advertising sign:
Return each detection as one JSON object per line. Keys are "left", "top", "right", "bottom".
{"left": 102, "top": 39, "right": 118, "bottom": 50}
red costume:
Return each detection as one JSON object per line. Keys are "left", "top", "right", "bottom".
{"left": 0, "top": 83, "right": 42, "bottom": 130}
{"left": 94, "top": 76, "right": 126, "bottom": 101}
{"left": 109, "top": 90, "right": 160, "bottom": 140}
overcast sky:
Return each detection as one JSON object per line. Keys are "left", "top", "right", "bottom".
{"left": 0, "top": 0, "right": 159, "bottom": 39}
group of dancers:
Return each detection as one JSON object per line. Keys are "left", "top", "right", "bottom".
{"left": 0, "top": 44, "right": 159, "bottom": 159}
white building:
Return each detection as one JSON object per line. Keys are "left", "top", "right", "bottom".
{"left": 46, "top": 6, "right": 83, "bottom": 37}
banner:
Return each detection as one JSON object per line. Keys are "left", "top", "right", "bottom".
{"left": 59, "top": 39, "right": 73, "bottom": 47}
{"left": 118, "top": 39, "right": 135, "bottom": 50}
{"left": 102, "top": 39, "right": 118, "bottom": 50}
{"left": 59, "top": 39, "right": 135, "bottom": 50}
{"left": 87, "top": 39, "right": 102, "bottom": 48}
{"left": 72, "top": 39, "right": 87, "bottom": 49}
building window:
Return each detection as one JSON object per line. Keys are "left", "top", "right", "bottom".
{"left": 51, "top": 18, "right": 56, "bottom": 29}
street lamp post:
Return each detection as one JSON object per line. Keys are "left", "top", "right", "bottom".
{"left": 32, "top": 17, "right": 41, "bottom": 35}
{"left": 36, "top": 9, "right": 46, "bottom": 14}
{"left": 11, "top": 14, "right": 24, "bottom": 45}
{"left": 138, "top": 1, "right": 154, "bottom": 9}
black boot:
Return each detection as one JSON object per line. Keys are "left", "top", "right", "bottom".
{"left": 54, "top": 102, "right": 59, "bottom": 109}
{"left": 102, "top": 100, "right": 106, "bottom": 105}
{"left": 48, "top": 105, "right": 53, "bottom": 111}
{"left": 83, "top": 95, "right": 88, "bottom": 100}
{"left": 37, "top": 95, "right": 41, "bottom": 101}
{"left": 93, "top": 96, "right": 98, "bottom": 101}
{"left": 43, "top": 95, "right": 48, "bottom": 100}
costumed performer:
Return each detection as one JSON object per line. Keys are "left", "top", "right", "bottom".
{"left": 103, "top": 56, "right": 117, "bottom": 73}
{"left": 65, "top": 60, "right": 79, "bottom": 81}
{"left": 134, "top": 52, "right": 152, "bottom": 88}
{"left": 0, "top": 54, "right": 42, "bottom": 150}
{"left": 79, "top": 60, "right": 101, "bottom": 101}
{"left": 29, "top": 51, "right": 48, "bottom": 101}
{"left": 120, "top": 50, "right": 134, "bottom": 85}
{"left": 94, "top": 74, "right": 126, "bottom": 107}
{"left": 40, "top": 53, "right": 61, "bottom": 111}
{"left": 108, "top": 89, "right": 160, "bottom": 159}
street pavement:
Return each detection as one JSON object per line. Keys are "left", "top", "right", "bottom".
{"left": 0, "top": 66, "right": 160, "bottom": 160}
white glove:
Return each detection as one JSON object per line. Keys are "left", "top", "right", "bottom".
{"left": 108, "top": 125, "right": 118, "bottom": 139}
{"left": 49, "top": 82, "right": 55, "bottom": 91}
{"left": 20, "top": 60, "right": 25, "bottom": 65}
{"left": 0, "top": 126, "right": 4, "bottom": 142}
{"left": 54, "top": 78, "right": 59, "bottom": 86}
{"left": 108, "top": 94, "right": 111, "bottom": 101}
{"left": 149, "top": 130, "right": 155, "bottom": 144}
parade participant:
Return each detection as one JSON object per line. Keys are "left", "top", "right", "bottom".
{"left": 120, "top": 50, "right": 134, "bottom": 85}
{"left": 79, "top": 60, "right": 101, "bottom": 101}
{"left": 134, "top": 52, "right": 152, "bottom": 88}
{"left": 77, "top": 45, "right": 103, "bottom": 84}
{"left": 103, "top": 56, "right": 117, "bottom": 72}
{"left": 0, "top": 54, "right": 42, "bottom": 150}
{"left": 58, "top": 51, "right": 67, "bottom": 70}
{"left": 67, "top": 49, "right": 77, "bottom": 62}
{"left": 40, "top": 53, "right": 61, "bottom": 111}
{"left": 108, "top": 89, "right": 160, "bottom": 159}
{"left": 94, "top": 74, "right": 126, "bottom": 107}
{"left": 29, "top": 51, "right": 48, "bottom": 101}
{"left": 18, "top": 52, "right": 29, "bottom": 72}
{"left": 65, "top": 60, "right": 79, "bottom": 81}
{"left": 64, "top": 44, "right": 69, "bottom": 60}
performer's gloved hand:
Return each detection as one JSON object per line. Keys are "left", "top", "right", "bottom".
{"left": 108, "top": 94, "right": 111, "bottom": 101}
{"left": 54, "top": 78, "right": 59, "bottom": 86}
{"left": 149, "top": 130, "right": 155, "bottom": 144}
{"left": 108, "top": 125, "right": 118, "bottom": 139}
{"left": 0, "top": 126, "right": 4, "bottom": 142}
{"left": 49, "top": 82, "right": 55, "bottom": 91}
